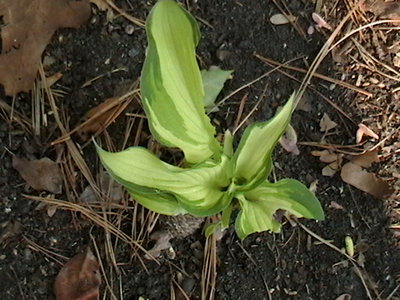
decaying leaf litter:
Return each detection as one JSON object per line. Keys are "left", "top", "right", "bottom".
{"left": 0, "top": 0, "right": 399, "bottom": 299}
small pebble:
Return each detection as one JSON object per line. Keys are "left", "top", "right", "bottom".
{"left": 125, "top": 24, "right": 135, "bottom": 35}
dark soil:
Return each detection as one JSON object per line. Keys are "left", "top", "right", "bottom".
{"left": 0, "top": 1, "right": 399, "bottom": 299}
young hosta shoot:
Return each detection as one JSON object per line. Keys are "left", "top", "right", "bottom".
{"left": 97, "top": 0, "right": 324, "bottom": 239}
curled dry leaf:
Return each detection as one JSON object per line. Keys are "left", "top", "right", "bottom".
{"left": 356, "top": 123, "right": 379, "bottom": 143}
{"left": 55, "top": 248, "right": 101, "bottom": 300}
{"left": 311, "top": 150, "right": 341, "bottom": 163}
{"left": 340, "top": 162, "right": 392, "bottom": 199}
{"left": 77, "top": 96, "right": 137, "bottom": 141}
{"left": 279, "top": 124, "right": 300, "bottom": 155}
{"left": 335, "top": 294, "right": 351, "bottom": 300}
{"left": 319, "top": 113, "right": 338, "bottom": 132}
{"left": 270, "top": 13, "right": 296, "bottom": 25}
{"left": 0, "top": 0, "right": 91, "bottom": 95}
{"left": 312, "top": 12, "right": 332, "bottom": 30}
{"left": 322, "top": 161, "right": 341, "bottom": 177}
{"left": 12, "top": 156, "right": 63, "bottom": 194}
{"left": 79, "top": 173, "right": 123, "bottom": 203}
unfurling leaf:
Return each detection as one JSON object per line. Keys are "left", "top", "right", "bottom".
{"left": 141, "top": 0, "right": 220, "bottom": 164}
{"left": 96, "top": 144, "right": 232, "bottom": 216}
{"left": 232, "top": 94, "right": 295, "bottom": 188}
{"left": 201, "top": 66, "right": 233, "bottom": 111}
{"left": 54, "top": 248, "right": 101, "bottom": 300}
{"left": 235, "top": 179, "right": 324, "bottom": 239}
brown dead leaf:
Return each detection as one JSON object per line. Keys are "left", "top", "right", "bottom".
{"left": 279, "top": 124, "right": 300, "bottom": 155}
{"left": 322, "top": 161, "right": 341, "bottom": 177}
{"left": 311, "top": 150, "right": 342, "bottom": 163}
{"left": 54, "top": 248, "right": 101, "bottom": 300}
{"left": 351, "top": 149, "right": 379, "bottom": 168}
{"left": 362, "top": 0, "right": 400, "bottom": 20}
{"left": 12, "top": 156, "right": 63, "bottom": 194}
{"left": 79, "top": 173, "right": 123, "bottom": 203}
{"left": 77, "top": 96, "right": 132, "bottom": 141}
{"left": 340, "top": 162, "right": 392, "bottom": 199}
{"left": 356, "top": 123, "right": 379, "bottom": 143}
{"left": 312, "top": 12, "right": 333, "bottom": 30}
{"left": 319, "top": 113, "right": 338, "bottom": 132}
{"left": 0, "top": 0, "right": 91, "bottom": 95}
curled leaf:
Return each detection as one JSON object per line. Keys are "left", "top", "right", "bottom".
{"left": 279, "top": 124, "right": 300, "bottom": 155}
{"left": 54, "top": 248, "right": 101, "bottom": 300}
{"left": 312, "top": 12, "right": 332, "bottom": 30}
{"left": 356, "top": 124, "right": 379, "bottom": 143}
{"left": 235, "top": 179, "right": 324, "bottom": 239}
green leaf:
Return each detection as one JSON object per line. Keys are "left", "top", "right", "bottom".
{"left": 235, "top": 179, "right": 325, "bottom": 239}
{"left": 141, "top": 0, "right": 220, "bottom": 164}
{"left": 232, "top": 94, "right": 295, "bottom": 189}
{"left": 201, "top": 67, "right": 233, "bottom": 111}
{"left": 128, "top": 189, "right": 188, "bottom": 215}
{"left": 96, "top": 144, "right": 233, "bottom": 216}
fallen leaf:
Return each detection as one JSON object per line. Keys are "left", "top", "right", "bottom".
{"left": 340, "top": 162, "right": 392, "bottom": 199}
{"left": 270, "top": 13, "right": 296, "bottom": 25}
{"left": 319, "top": 113, "right": 337, "bottom": 132}
{"left": 335, "top": 294, "right": 351, "bottom": 300}
{"left": 362, "top": 0, "right": 400, "bottom": 20}
{"left": 351, "top": 149, "right": 379, "bottom": 168}
{"left": 77, "top": 96, "right": 135, "bottom": 141}
{"left": 279, "top": 124, "right": 300, "bottom": 155}
{"left": 309, "top": 180, "right": 318, "bottom": 194}
{"left": 79, "top": 173, "right": 123, "bottom": 203}
{"left": 311, "top": 150, "right": 341, "bottom": 163}
{"left": 54, "top": 248, "right": 101, "bottom": 300}
{"left": 322, "top": 161, "right": 341, "bottom": 177}
{"left": 329, "top": 201, "right": 345, "bottom": 210}
{"left": 312, "top": 12, "right": 333, "bottom": 30}
{"left": 0, "top": 0, "right": 91, "bottom": 95}
{"left": 12, "top": 156, "right": 63, "bottom": 194}
{"left": 356, "top": 123, "right": 379, "bottom": 143}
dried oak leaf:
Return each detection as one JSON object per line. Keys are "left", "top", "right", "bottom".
{"left": 0, "top": 0, "right": 91, "bottom": 95}
{"left": 12, "top": 156, "right": 63, "bottom": 194}
{"left": 340, "top": 162, "right": 392, "bottom": 199}
{"left": 55, "top": 248, "right": 101, "bottom": 300}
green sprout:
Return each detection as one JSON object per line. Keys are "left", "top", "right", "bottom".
{"left": 96, "top": 0, "right": 324, "bottom": 239}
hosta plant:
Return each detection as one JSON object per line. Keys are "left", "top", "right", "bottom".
{"left": 96, "top": 0, "right": 324, "bottom": 239}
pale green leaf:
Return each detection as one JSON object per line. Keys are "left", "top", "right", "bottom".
{"left": 141, "top": 0, "right": 220, "bottom": 164}
{"left": 232, "top": 94, "right": 295, "bottom": 189}
{"left": 96, "top": 144, "right": 233, "bottom": 216}
{"left": 235, "top": 179, "right": 324, "bottom": 239}
{"left": 129, "top": 189, "right": 187, "bottom": 215}
{"left": 201, "top": 66, "right": 233, "bottom": 111}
